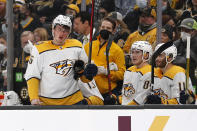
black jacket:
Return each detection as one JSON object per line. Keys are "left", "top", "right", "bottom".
{"left": 173, "top": 37, "right": 197, "bottom": 87}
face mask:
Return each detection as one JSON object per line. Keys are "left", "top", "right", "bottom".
{"left": 0, "top": 43, "right": 7, "bottom": 54}
{"left": 139, "top": 24, "right": 151, "bottom": 32}
{"left": 136, "top": 0, "right": 147, "bottom": 8}
{"left": 23, "top": 40, "right": 33, "bottom": 54}
{"left": 181, "top": 32, "right": 191, "bottom": 42}
{"left": 100, "top": 29, "right": 112, "bottom": 40}
{"left": 2, "top": 24, "right": 7, "bottom": 34}
{"left": 162, "top": 6, "right": 167, "bottom": 11}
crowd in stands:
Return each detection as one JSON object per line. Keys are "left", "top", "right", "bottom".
{"left": 0, "top": 0, "right": 197, "bottom": 105}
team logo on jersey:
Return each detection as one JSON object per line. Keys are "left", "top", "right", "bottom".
{"left": 153, "top": 88, "right": 168, "bottom": 99}
{"left": 50, "top": 59, "right": 74, "bottom": 76}
{"left": 123, "top": 83, "right": 135, "bottom": 97}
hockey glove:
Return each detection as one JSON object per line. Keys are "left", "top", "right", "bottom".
{"left": 104, "top": 94, "right": 117, "bottom": 105}
{"left": 145, "top": 95, "right": 161, "bottom": 104}
{"left": 73, "top": 60, "right": 85, "bottom": 80}
{"left": 83, "top": 64, "right": 98, "bottom": 81}
{"left": 180, "top": 90, "right": 196, "bottom": 104}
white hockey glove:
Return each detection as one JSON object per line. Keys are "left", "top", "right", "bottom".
{"left": 31, "top": 99, "right": 43, "bottom": 105}
{"left": 109, "top": 62, "right": 118, "bottom": 71}
{"left": 97, "top": 66, "right": 108, "bottom": 75}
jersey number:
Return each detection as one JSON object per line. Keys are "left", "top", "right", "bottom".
{"left": 143, "top": 81, "right": 150, "bottom": 89}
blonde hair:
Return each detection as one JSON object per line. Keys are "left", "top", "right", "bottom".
{"left": 33, "top": 27, "right": 48, "bottom": 42}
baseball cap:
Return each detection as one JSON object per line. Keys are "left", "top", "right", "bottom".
{"left": 162, "top": 24, "right": 173, "bottom": 40}
{"left": 179, "top": 18, "right": 197, "bottom": 30}
{"left": 67, "top": 4, "right": 80, "bottom": 13}
{"left": 108, "top": 12, "right": 123, "bottom": 21}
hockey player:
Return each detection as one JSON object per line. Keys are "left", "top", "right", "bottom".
{"left": 146, "top": 43, "right": 195, "bottom": 104}
{"left": 25, "top": 15, "right": 100, "bottom": 105}
{"left": 121, "top": 41, "right": 161, "bottom": 105}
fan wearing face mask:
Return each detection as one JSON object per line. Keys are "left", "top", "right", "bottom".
{"left": 173, "top": 18, "right": 197, "bottom": 94}
{"left": 84, "top": 17, "right": 126, "bottom": 104}
{"left": 17, "top": 31, "right": 34, "bottom": 68}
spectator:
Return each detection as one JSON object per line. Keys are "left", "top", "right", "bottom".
{"left": 18, "top": 3, "right": 42, "bottom": 31}
{"left": 0, "top": 0, "right": 6, "bottom": 34}
{"left": 62, "top": 4, "right": 80, "bottom": 18}
{"left": 173, "top": 18, "right": 197, "bottom": 94}
{"left": 15, "top": 31, "right": 34, "bottom": 68}
{"left": 161, "top": 24, "right": 174, "bottom": 43}
{"left": 0, "top": 34, "right": 7, "bottom": 91}
{"left": 107, "top": 11, "right": 130, "bottom": 48}
{"left": 33, "top": 27, "right": 49, "bottom": 43}
{"left": 84, "top": 17, "right": 126, "bottom": 104}
{"left": 74, "top": 12, "right": 98, "bottom": 45}
{"left": 123, "top": 7, "right": 157, "bottom": 54}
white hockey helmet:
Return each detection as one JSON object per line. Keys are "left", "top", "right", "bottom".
{"left": 131, "top": 41, "right": 153, "bottom": 61}
{"left": 52, "top": 15, "right": 72, "bottom": 30}
{"left": 155, "top": 43, "right": 177, "bottom": 63}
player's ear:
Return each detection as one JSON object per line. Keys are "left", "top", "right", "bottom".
{"left": 167, "top": 54, "right": 173, "bottom": 62}
{"left": 144, "top": 52, "right": 149, "bottom": 60}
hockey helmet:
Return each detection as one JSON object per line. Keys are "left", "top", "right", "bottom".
{"left": 52, "top": 15, "right": 72, "bottom": 30}
{"left": 155, "top": 43, "right": 177, "bottom": 63}
{"left": 131, "top": 41, "right": 153, "bottom": 61}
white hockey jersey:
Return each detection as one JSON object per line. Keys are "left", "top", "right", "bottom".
{"left": 153, "top": 65, "right": 194, "bottom": 104}
{"left": 25, "top": 39, "right": 88, "bottom": 101}
{"left": 122, "top": 64, "right": 162, "bottom": 105}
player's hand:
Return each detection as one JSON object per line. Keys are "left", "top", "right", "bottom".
{"left": 97, "top": 66, "right": 107, "bottom": 75}
{"left": 145, "top": 95, "right": 161, "bottom": 104}
{"left": 180, "top": 90, "right": 196, "bottom": 104}
{"left": 104, "top": 94, "right": 117, "bottom": 105}
{"left": 73, "top": 60, "right": 85, "bottom": 80}
{"left": 31, "top": 99, "right": 43, "bottom": 105}
{"left": 83, "top": 64, "right": 98, "bottom": 80}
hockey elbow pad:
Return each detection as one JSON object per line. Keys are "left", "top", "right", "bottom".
{"left": 73, "top": 60, "right": 85, "bottom": 80}
{"left": 145, "top": 95, "right": 161, "bottom": 104}
{"left": 83, "top": 64, "right": 98, "bottom": 81}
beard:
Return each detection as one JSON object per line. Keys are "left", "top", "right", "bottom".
{"left": 156, "top": 59, "right": 166, "bottom": 68}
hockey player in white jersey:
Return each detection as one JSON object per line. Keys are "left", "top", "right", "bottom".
{"left": 146, "top": 43, "right": 195, "bottom": 104}
{"left": 25, "top": 15, "right": 102, "bottom": 105}
{"left": 121, "top": 41, "right": 162, "bottom": 105}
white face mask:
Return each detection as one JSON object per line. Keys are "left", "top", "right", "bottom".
{"left": 136, "top": 0, "right": 147, "bottom": 8}
{"left": 23, "top": 40, "right": 33, "bottom": 54}
{"left": 0, "top": 43, "right": 7, "bottom": 54}
{"left": 1, "top": 24, "right": 7, "bottom": 34}
{"left": 181, "top": 32, "right": 191, "bottom": 42}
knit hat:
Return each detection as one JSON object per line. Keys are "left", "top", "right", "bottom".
{"left": 162, "top": 24, "right": 173, "bottom": 40}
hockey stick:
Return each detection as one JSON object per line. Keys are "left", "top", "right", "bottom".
{"left": 185, "top": 36, "right": 190, "bottom": 90}
{"left": 106, "top": 34, "right": 114, "bottom": 95}
{"left": 151, "top": 41, "right": 173, "bottom": 91}
{"left": 88, "top": 0, "right": 95, "bottom": 64}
